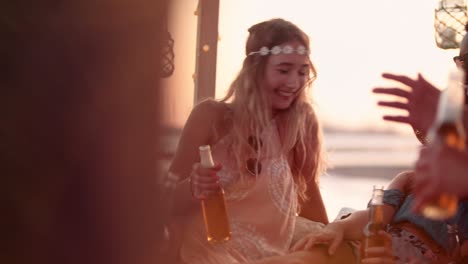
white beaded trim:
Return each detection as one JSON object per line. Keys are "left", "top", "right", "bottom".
{"left": 248, "top": 45, "right": 309, "bottom": 56}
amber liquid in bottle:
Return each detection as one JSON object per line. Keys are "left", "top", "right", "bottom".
{"left": 421, "top": 68, "right": 466, "bottom": 220}
{"left": 361, "top": 186, "right": 386, "bottom": 259}
{"left": 421, "top": 122, "right": 464, "bottom": 220}
{"left": 199, "top": 145, "right": 231, "bottom": 242}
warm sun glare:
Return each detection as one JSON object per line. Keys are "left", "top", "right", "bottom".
{"left": 164, "top": 0, "right": 459, "bottom": 134}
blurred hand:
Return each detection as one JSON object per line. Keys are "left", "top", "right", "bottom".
{"left": 413, "top": 143, "right": 468, "bottom": 212}
{"left": 373, "top": 73, "right": 440, "bottom": 142}
{"left": 190, "top": 162, "right": 222, "bottom": 199}
{"left": 290, "top": 221, "right": 345, "bottom": 255}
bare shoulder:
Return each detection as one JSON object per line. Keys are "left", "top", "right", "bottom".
{"left": 392, "top": 170, "right": 415, "bottom": 183}
{"left": 190, "top": 99, "right": 230, "bottom": 123}
{"left": 169, "top": 99, "right": 230, "bottom": 176}
{"left": 388, "top": 170, "right": 414, "bottom": 193}
{"left": 181, "top": 99, "right": 231, "bottom": 145}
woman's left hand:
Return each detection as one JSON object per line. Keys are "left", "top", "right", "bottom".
{"left": 361, "top": 231, "right": 396, "bottom": 264}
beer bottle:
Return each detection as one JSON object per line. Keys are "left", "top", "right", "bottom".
{"left": 199, "top": 145, "right": 231, "bottom": 242}
{"left": 362, "top": 186, "right": 386, "bottom": 259}
{"left": 421, "top": 68, "right": 466, "bottom": 220}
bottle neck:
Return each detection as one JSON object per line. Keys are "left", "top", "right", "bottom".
{"left": 370, "top": 187, "right": 384, "bottom": 205}
{"left": 368, "top": 187, "right": 384, "bottom": 224}
{"left": 200, "top": 146, "right": 215, "bottom": 168}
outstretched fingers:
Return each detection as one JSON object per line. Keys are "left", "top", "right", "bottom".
{"left": 381, "top": 73, "right": 418, "bottom": 88}
{"left": 377, "top": 101, "right": 410, "bottom": 111}
{"left": 381, "top": 115, "right": 411, "bottom": 125}
{"left": 373, "top": 88, "right": 411, "bottom": 99}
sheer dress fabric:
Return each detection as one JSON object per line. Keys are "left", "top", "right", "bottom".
{"left": 180, "top": 121, "right": 298, "bottom": 264}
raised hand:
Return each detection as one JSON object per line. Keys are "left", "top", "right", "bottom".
{"left": 373, "top": 73, "right": 440, "bottom": 143}
{"left": 413, "top": 144, "right": 468, "bottom": 212}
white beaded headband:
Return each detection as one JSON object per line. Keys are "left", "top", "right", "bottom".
{"left": 248, "top": 45, "right": 309, "bottom": 56}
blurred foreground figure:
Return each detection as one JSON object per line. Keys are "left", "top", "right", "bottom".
{"left": 372, "top": 24, "right": 468, "bottom": 206}
{"left": 1, "top": 1, "right": 168, "bottom": 264}
{"left": 370, "top": 23, "right": 468, "bottom": 263}
{"left": 413, "top": 26, "right": 468, "bottom": 211}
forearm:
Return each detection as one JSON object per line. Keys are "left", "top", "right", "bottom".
{"left": 333, "top": 205, "right": 395, "bottom": 241}
{"left": 299, "top": 202, "right": 328, "bottom": 224}
{"left": 299, "top": 182, "right": 329, "bottom": 224}
{"left": 333, "top": 210, "right": 369, "bottom": 241}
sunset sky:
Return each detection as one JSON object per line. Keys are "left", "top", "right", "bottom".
{"left": 163, "top": 0, "right": 461, "bottom": 134}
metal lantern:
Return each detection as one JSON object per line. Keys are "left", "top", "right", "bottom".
{"left": 434, "top": 0, "right": 467, "bottom": 49}
{"left": 160, "top": 3, "right": 175, "bottom": 79}
{"left": 161, "top": 30, "right": 175, "bottom": 78}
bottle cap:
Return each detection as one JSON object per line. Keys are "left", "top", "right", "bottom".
{"left": 199, "top": 145, "right": 211, "bottom": 152}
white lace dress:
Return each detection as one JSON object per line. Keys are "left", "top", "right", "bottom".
{"left": 180, "top": 121, "right": 298, "bottom": 264}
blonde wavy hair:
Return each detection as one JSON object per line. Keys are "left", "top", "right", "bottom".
{"left": 220, "top": 18, "right": 326, "bottom": 201}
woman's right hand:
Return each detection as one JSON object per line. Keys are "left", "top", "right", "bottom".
{"left": 290, "top": 221, "right": 346, "bottom": 255}
{"left": 190, "top": 162, "right": 223, "bottom": 199}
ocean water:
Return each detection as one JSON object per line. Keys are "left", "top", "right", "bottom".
{"left": 323, "top": 132, "right": 421, "bottom": 167}
{"left": 320, "top": 173, "right": 390, "bottom": 221}
{"left": 321, "top": 132, "right": 421, "bottom": 219}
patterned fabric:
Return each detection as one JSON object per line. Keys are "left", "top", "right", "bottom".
{"left": 382, "top": 189, "right": 404, "bottom": 208}
{"left": 383, "top": 191, "right": 449, "bottom": 250}
{"left": 180, "top": 120, "right": 298, "bottom": 264}
{"left": 382, "top": 190, "right": 468, "bottom": 251}
{"left": 387, "top": 226, "right": 440, "bottom": 264}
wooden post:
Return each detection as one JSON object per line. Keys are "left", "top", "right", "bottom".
{"left": 1, "top": 1, "right": 167, "bottom": 263}
{"left": 194, "top": 0, "right": 220, "bottom": 104}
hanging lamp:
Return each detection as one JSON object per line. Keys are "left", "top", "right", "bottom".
{"left": 434, "top": 0, "right": 467, "bottom": 49}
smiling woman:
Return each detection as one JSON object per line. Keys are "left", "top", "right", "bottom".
{"left": 262, "top": 42, "right": 313, "bottom": 112}
{"left": 167, "top": 18, "right": 355, "bottom": 264}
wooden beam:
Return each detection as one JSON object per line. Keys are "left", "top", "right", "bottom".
{"left": 194, "top": 0, "right": 219, "bottom": 104}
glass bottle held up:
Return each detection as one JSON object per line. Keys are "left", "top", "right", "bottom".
{"left": 199, "top": 145, "right": 231, "bottom": 242}
{"left": 361, "top": 185, "right": 386, "bottom": 259}
{"left": 421, "top": 68, "right": 466, "bottom": 220}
